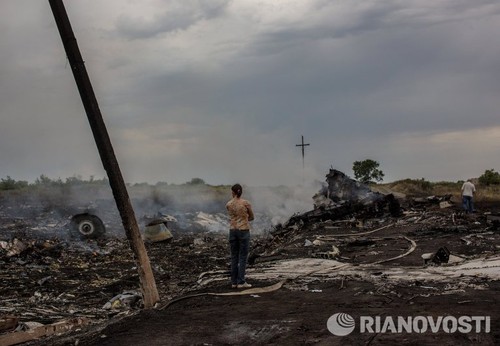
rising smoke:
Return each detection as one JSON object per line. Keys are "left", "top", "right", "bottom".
{"left": 0, "top": 176, "right": 326, "bottom": 241}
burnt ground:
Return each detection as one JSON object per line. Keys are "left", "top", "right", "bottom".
{"left": 1, "top": 199, "right": 499, "bottom": 345}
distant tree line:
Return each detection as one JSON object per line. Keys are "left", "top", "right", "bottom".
{"left": 352, "top": 159, "right": 500, "bottom": 187}
{"left": 132, "top": 178, "right": 207, "bottom": 187}
{"left": 3, "top": 167, "right": 498, "bottom": 192}
{"left": 0, "top": 175, "right": 210, "bottom": 191}
{"left": 0, "top": 175, "right": 109, "bottom": 191}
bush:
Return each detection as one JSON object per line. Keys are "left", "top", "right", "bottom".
{"left": 186, "top": 178, "right": 206, "bottom": 185}
{"left": 478, "top": 169, "right": 500, "bottom": 186}
{"left": 0, "top": 176, "right": 28, "bottom": 190}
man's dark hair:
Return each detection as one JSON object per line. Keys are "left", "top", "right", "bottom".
{"left": 231, "top": 183, "right": 243, "bottom": 198}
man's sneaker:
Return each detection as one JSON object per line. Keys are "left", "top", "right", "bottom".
{"left": 231, "top": 284, "right": 237, "bottom": 289}
{"left": 237, "top": 282, "right": 252, "bottom": 289}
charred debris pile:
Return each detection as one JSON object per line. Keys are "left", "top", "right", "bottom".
{"left": 252, "top": 169, "right": 499, "bottom": 265}
{"left": 0, "top": 232, "right": 230, "bottom": 344}
{"left": 1, "top": 169, "right": 499, "bottom": 345}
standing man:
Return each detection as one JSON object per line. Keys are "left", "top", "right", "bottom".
{"left": 226, "top": 183, "right": 254, "bottom": 289}
{"left": 461, "top": 179, "right": 476, "bottom": 213}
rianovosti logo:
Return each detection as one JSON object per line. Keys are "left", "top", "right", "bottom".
{"left": 327, "top": 313, "right": 491, "bottom": 336}
{"left": 327, "top": 313, "right": 356, "bottom": 336}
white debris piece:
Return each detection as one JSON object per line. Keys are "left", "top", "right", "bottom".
{"left": 103, "top": 291, "right": 142, "bottom": 310}
{"left": 193, "top": 212, "right": 229, "bottom": 232}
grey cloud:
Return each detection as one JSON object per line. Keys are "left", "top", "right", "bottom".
{"left": 106, "top": 0, "right": 500, "bottom": 137}
{"left": 249, "top": 0, "right": 500, "bottom": 58}
{"left": 115, "top": 0, "right": 230, "bottom": 39}
{"left": 128, "top": 15, "right": 499, "bottom": 138}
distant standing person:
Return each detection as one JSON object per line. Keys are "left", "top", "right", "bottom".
{"left": 226, "top": 184, "right": 254, "bottom": 289}
{"left": 461, "top": 179, "right": 476, "bottom": 213}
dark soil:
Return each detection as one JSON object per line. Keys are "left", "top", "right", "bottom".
{"left": 48, "top": 280, "right": 500, "bottom": 346}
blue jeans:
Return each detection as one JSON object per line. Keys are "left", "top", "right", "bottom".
{"left": 462, "top": 196, "right": 474, "bottom": 213}
{"left": 229, "top": 230, "right": 250, "bottom": 285}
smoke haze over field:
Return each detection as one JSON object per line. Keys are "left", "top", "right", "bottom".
{"left": 1, "top": 1, "right": 500, "bottom": 186}
{"left": 0, "top": 181, "right": 322, "bottom": 239}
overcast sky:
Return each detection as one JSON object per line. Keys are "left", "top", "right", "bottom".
{"left": 1, "top": 0, "right": 500, "bottom": 186}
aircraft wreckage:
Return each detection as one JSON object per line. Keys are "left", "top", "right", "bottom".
{"left": 0, "top": 169, "right": 499, "bottom": 345}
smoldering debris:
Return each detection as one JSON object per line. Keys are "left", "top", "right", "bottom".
{"left": 0, "top": 170, "right": 499, "bottom": 345}
{"left": 250, "top": 169, "right": 499, "bottom": 270}
{"left": 312, "top": 168, "right": 401, "bottom": 216}
{"left": 0, "top": 233, "right": 232, "bottom": 344}
{"left": 0, "top": 238, "right": 64, "bottom": 260}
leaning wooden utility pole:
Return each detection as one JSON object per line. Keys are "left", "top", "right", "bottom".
{"left": 48, "top": 0, "right": 159, "bottom": 308}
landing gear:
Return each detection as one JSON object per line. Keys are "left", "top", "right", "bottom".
{"left": 70, "top": 213, "right": 106, "bottom": 239}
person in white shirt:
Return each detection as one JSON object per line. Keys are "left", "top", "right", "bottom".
{"left": 461, "top": 179, "right": 476, "bottom": 213}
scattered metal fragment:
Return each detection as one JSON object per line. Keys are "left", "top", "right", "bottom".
{"left": 102, "top": 291, "right": 142, "bottom": 310}
{"left": 143, "top": 219, "right": 173, "bottom": 243}
{"left": 431, "top": 246, "right": 450, "bottom": 265}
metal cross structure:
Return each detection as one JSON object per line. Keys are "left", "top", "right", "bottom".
{"left": 296, "top": 135, "right": 310, "bottom": 169}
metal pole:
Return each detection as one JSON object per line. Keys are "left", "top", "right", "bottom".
{"left": 48, "top": 0, "right": 159, "bottom": 308}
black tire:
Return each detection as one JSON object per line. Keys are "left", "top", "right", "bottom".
{"left": 70, "top": 213, "right": 106, "bottom": 239}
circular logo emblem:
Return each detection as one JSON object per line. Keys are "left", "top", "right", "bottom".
{"left": 327, "top": 313, "right": 355, "bottom": 336}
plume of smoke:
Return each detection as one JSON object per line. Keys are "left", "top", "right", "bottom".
{"left": 247, "top": 181, "right": 324, "bottom": 226}
{"left": 0, "top": 176, "right": 326, "bottom": 241}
